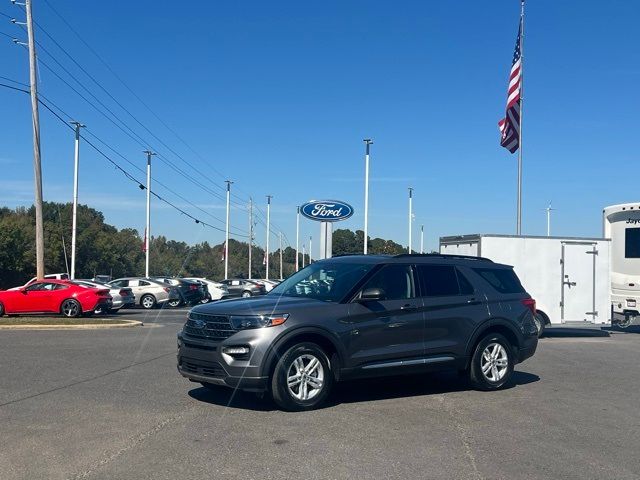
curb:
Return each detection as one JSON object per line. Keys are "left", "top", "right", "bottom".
{"left": 0, "top": 319, "right": 143, "bottom": 330}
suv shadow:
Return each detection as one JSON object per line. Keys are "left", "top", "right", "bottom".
{"left": 188, "top": 370, "right": 540, "bottom": 412}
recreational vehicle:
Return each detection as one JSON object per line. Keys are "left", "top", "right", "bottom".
{"left": 603, "top": 203, "right": 640, "bottom": 326}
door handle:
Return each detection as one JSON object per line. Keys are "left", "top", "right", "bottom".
{"left": 467, "top": 298, "right": 478, "bottom": 304}
{"left": 401, "top": 304, "right": 418, "bottom": 312}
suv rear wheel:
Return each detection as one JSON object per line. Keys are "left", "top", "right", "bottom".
{"left": 469, "top": 333, "right": 514, "bottom": 390}
{"left": 271, "top": 342, "right": 333, "bottom": 411}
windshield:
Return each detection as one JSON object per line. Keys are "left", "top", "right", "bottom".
{"left": 269, "top": 261, "right": 374, "bottom": 302}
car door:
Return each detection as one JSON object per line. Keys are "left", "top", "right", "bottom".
{"left": 347, "top": 264, "right": 424, "bottom": 368}
{"left": 417, "top": 264, "right": 483, "bottom": 360}
{"left": 18, "top": 282, "right": 56, "bottom": 313}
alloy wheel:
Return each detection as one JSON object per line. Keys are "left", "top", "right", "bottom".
{"left": 61, "top": 300, "right": 80, "bottom": 318}
{"left": 286, "top": 354, "right": 325, "bottom": 401}
{"left": 480, "top": 342, "right": 509, "bottom": 382}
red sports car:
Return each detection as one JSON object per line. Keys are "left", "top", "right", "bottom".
{"left": 0, "top": 280, "right": 112, "bottom": 318}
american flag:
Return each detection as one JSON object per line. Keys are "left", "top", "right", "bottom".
{"left": 498, "top": 21, "right": 522, "bottom": 153}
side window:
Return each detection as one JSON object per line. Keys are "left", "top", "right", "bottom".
{"left": 54, "top": 284, "right": 69, "bottom": 291}
{"left": 456, "top": 269, "right": 475, "bottom": 295}
{"left": 625, "top": 228, "right": 640, "bottom": 258}
{"left": 473, "top": 268, "right": 525, "bottom": 294}
{"left": 232, "top": 280, "right": 241, "bottom": 286}
{"left": 139, "top": 280, "right": 150, "bottom": 287}
{"left": 111, "top": 280, "right": 128, "bottom": 288}
{"left": 41, "top": 283, "right": 56, "bottom": 291}
{"left": 419, "top": 265, "right": 460, "bottom": 296}
{"left": 360, "top": 264, "right": 415, "bottom": 301}
{"left": 127, "top": 280, "right": 139, "bottom": 287}
{"left": 25, "top": 282, "right": 44, "bottom": 292}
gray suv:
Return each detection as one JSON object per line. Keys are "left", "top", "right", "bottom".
{"left": 177, "top": 254, "right": 538, "bottom": 411}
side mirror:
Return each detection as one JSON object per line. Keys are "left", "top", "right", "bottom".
{"left": 20, "top": 287, "right": 28, "bottom": 294}
{"left": 357, "top": 287, "right": 386, "bottom": 302}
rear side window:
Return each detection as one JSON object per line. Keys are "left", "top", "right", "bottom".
{"left": 473, "top": 267, "right": 525, "bottom": 294}
{"left": 418, "top": 265, "right": 475, "bottom": 296}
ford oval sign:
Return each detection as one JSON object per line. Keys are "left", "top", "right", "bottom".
{"left": 300, "top": 200, "right": 354, "bottom": 222}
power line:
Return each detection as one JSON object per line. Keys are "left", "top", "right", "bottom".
{"left": 0, "top": 82, "right": 249, "bottom": 238}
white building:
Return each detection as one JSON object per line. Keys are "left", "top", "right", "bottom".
{"left": 603, "top": 203, "right": 640, "bottom": 323}
{"left": 440, "top": 234, "right": 611, "bottom": 326}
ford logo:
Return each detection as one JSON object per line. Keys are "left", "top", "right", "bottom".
{"left": 300, "top": 200, "right": 354, "bottom": 222}
{"left": 192, "top": 319, "right": 206, "bottom": 329}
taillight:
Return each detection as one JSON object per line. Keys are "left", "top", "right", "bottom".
{"left": 189, "top": 285, "right": 198, "bottom": 290}
{"left": 163, "top": 287, "right": 171, "bottom": 293}
{"left": 97, "top": 289, "right": 110, "bottom": 297}
{"left": 522, "top": 298, "right": 536, "bottom": 314}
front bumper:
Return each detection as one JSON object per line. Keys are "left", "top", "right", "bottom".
{"left": 177, "top": 331, "right": 270, "bottom": 392}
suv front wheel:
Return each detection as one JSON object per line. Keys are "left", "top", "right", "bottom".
{"left": 469, "top": 333, "right": 514, "bottom": 390}
{"left": 271, "top": 342, "right": 333, "bottom": 411}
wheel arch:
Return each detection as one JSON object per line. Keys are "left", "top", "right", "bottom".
{"left": 535, "top": 309, "right": 551, "bottom": 326}
{"left": 464, "top": 318, "right": 523, "bottom": 368}
{"left": 260, "top": 327, "right": 346, "bottom": 382}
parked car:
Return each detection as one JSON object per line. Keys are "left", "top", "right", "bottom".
{"left": 248, "top": 279, "right": 279, "bottom": 292}
{"left": 108, "top": 277, "right": 179, "bottom": 309}
{"left": 178, "top": 254, "right": 539, "bottom": 411}
{"left": 75, "top": 279, "right": 135, "bottom": 313}
{"left": 93, "top": 274, "right": 112, "bottom": 283}
{"left": 0, "top": 280, "right": 112, "bottom": 318}
{"left": 153, "top": 278, "right": 206, "bottom": 307}
{"left": 219, "top": 278, "right": 267, "bottom": 297}
{"left": 182, "top": 278, "right": 230, "bottom": 303}
{"left": 8, "top": 273, "right": 70, "bottom": 291}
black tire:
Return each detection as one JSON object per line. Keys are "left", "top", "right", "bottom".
{"left": 241, "top": 291, "right": 252, "bottom": 298}
{"left": 167, "top": 299, "right": 182, "bottom": 308}
{"left": 60, "top": 299, "right": 82, "bottom": 318}
{"left": 271, "top": 342, "right": 333, "bottom": 411}
{"left": 140, "top": 294, "right": 156, "bottom": 310}
{"left": 469, "top": 333, "right": 514, "bottom": 391}
{"left": 0, "top": 302, "right": 4, "bottom": 317}
{"left": 533, "top": 311, "right": 547, "bottom": 338}
{"left": 200, "top": 294, "right": 211, "bottom": 304}
{"left": 107, "top": 308, "right": 119, "bottom": 314}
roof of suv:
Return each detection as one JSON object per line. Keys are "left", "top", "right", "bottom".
{"left": 320, "top": 253, "right": 495, "bottom": 264}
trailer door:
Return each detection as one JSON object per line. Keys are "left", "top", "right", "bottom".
{"left": 561, "top": 242, "right": 598, "bottom": 323}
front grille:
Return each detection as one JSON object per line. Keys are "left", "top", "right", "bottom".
{"left": 180, "top": 357, "right": 226, "bottom": 378}
{"left": 183, "top": 312, "right": 236, "bottom": 340}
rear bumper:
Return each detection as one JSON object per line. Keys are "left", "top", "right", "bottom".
{"left": 517, "top": 336, "right": 538, "bottom": 363}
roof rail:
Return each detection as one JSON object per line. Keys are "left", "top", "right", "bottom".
{"left": 393, "top": 253, "right": 493, "bottom": 262}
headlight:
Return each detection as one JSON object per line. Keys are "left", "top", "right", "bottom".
{"left": 229, "top": 314, "right": 289, "bottom": 330}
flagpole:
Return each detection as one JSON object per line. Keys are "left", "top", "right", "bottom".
{"left": 517, "top": 0, "right": 524, "bottom": 236}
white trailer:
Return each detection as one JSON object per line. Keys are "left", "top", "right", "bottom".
{"left": 440, "top": 234, "right": 611, "bottom": 326}
{"left": 603, "top": 203, "right": 640, "bottom": 324}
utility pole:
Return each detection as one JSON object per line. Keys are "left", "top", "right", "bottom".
{"left": 420, "top": 225, "right": 424, "bottom": 254}
{"left": 143, "top": 150, "right": 155, "bottom": 277}
{"left": 408, "top": 187, "right": 414, "bottom": 253}
{"left": 363, "top": 139, "right": 373, "bottom": 254}
{"left": 25, "top": 0, "right": 44, "bottom": 279}
{"left": 70, "top": 121, "right": 85, "bottom": 279}
{"left": 248, "top": 198, "right": 253, "bottom": 279}
{"left": 224, "top": 180, "right": 233, "bottom": 279}
{"left": 266, "top": 195, "right": 272, "bottom": 280}
{"left": 295, "top": 206, "right": 300, "bottom": 272}
{"left": 279, "top": 232, "right": 283, "bottom": 280}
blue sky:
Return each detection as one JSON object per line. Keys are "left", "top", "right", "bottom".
{"left": 0, "top": 0, "right": 638, "bottom": 256}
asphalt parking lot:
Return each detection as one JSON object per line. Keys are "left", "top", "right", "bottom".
{"left": 1, "top": 308, "right": 639, "bottom": 480}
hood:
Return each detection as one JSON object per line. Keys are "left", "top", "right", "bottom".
{"left": 191, "top": 295, "right": 329, "bottom": 316}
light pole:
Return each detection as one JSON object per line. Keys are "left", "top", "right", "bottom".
{"left": 279, "top": 232, "right": 283, "bottom": 280}
{"left": 266, "top": 195, "right": 272, "bottom": 280}
{"left": 408, "top": 187, "right": 414, "bottom": 253}
{"left": 363, "top": 139, "right": 373, "bottom": 254}
{"left": 420, "top": 224, "right": 424, "bottom": 254}
{"left": 309, "top": 236, "right": 312, "bottom": 263}
{"left": 545, "top": 201, "right": 555, "bottom": 237}
{"left": 302, "top": 244, "right": 306, "bottom": 268}
{"left": 143, "top": 150, "right": 155, "bottom": 277}
{"left": 295, "top": 206, "right": 300, "bottom": 272}
{"left": 224, "top": 180, "right": 233, "bottom": 279}
{"left": 248, "top": 198, "right": 253, "bottom": 279}
{"left": 70, "top": 121, "right": 85, "bottom": 279}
